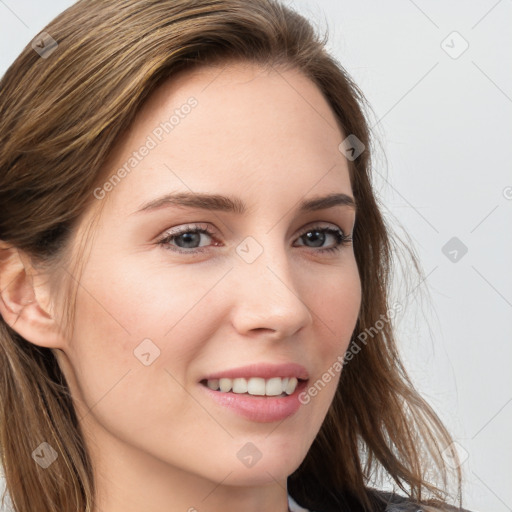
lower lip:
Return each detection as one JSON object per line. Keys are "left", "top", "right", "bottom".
{"left": 199, "top": 380, "right": 308, "bottom": 423}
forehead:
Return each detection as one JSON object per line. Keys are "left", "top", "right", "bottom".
{"left": 93, "top": 61, "right": 352, "bottom": 217}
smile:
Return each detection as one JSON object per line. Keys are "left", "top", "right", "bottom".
{"left": 202, "top": 376, "right": 300, "bottom": 397}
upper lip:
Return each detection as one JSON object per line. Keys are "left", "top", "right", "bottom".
{"left": 201, "top": 363, "right": 309, "bottom": 381}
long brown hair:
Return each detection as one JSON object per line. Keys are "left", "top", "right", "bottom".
{"left": 0, "top": 1, "right": 462, "bottom": 510}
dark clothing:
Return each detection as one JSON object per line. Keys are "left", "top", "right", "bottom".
{"left": 288, "top": 488, "right": 471, "bottom": 512}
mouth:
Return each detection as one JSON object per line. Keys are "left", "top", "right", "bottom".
{"left": 197, "top": 362, "right": 310, "bottom": 422}
{"left": 199, "top": 376, "right": 307, "bottom": 398}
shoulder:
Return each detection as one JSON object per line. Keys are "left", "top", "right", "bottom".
{"left": 288, "top": 488, "right": 473, "bottom": 512}
{"left": 368, "top": 489, "right": 473, "bottom": 512}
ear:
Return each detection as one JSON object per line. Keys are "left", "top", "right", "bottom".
{"left": 0, "top": 243, "right": 66, "bottom": 349}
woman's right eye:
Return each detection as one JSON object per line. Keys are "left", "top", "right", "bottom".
{"left": 157, "top": 224, "right": 217, "bottom": 254}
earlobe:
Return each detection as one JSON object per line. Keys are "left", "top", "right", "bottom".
{"left": 0, "top": 243, "right": 65, "bottom": 349}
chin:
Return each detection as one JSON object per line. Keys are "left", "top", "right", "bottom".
{"left": 223, "top": 445, "right": 306, "bottom": 486}
{"left": 224, "top": 462, "right": 299, "bottom": 487}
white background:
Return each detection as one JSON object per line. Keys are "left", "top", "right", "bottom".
{"left": 0, "top": 1, "right": 511, "bottom": 511}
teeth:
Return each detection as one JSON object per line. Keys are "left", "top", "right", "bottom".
{"left": 205, "top": 376, "right": 300, "bottom": 396}
{"left": 232, "top": 378, "right": 248, "bottom": 393}
{"left": 266, "top": 377, "right": 282, "bottom": 396}
{"left": 206, "top": 378, "right": 219, "bottom": 390}
{"left": 247, "top": 377, "right": 265, "bottom": 395}
{"left": 219, "top": 378, "right": 231, "bottom": 392}
{"left": 285, "top": 377, "right": 298, "bottom": 395}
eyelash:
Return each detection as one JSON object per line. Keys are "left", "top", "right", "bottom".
{"left": 156, "top": 223, "right": 353, "bottom": 255}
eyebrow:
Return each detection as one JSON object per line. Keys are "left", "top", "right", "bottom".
{"left": 132, "top": 191, "right": 356, "bottom": 215}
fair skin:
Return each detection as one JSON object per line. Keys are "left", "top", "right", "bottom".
{"left": 0, "top": 62, "right": 361, "bottom": 512}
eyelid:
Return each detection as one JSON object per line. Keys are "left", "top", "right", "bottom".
{"left": 296, "top": 221, "right": 350, "bottom": 237}
{"left": 162, "top": 222, "right": 213, "bottom": 235}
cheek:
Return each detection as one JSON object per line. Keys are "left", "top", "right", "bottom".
{"left": 62, "top": 260, "right": 225, "bottom": 455}
{"left": 64, "top": 252, "right": 229, "bottom": 407}
{"left": 71, "top": 251, "right": 227, "bottom": 348}
{"left": 312, "top": 258, "right": 361, "bottom": 353}
{"left": 301, "top": 258, "right": 361, "bottom": 407}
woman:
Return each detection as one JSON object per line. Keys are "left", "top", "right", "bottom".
{"left": 0, "top": 1, "right": 469, "bottom": 511}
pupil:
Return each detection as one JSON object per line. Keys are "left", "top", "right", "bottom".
{"left": 305, "top": 230, "right": 325, "bottom": 247}
{"left": 178, "top": 233, "right": 200, "bottom": 248}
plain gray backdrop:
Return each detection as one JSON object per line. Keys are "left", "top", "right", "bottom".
{"left": 0, "top": 1, "right": 511, "bottom": 511}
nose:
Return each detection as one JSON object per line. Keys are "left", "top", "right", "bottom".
{"left": 228, "top": 241, "right": 313, "bottom": 340}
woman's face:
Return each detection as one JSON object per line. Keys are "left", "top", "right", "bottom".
{"left": 54, "top": 61, "right": 361, "bottom": 503}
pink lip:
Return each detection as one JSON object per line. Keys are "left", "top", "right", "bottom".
{"left": 199, "top": 378, "right": 308, "bottom": 423}
{"left": 200, "top": 362, "right": 309, "bottom": 381}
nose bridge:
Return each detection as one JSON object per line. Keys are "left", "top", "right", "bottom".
{"left": 229, "top": 234, "right": 313, "bottom": 337}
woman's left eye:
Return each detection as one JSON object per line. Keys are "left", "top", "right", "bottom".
{"left": 157, "top": 224, "right": 217, "bottom": 254}
{"left": 157, "top": 223, "right": 352, "bottom": 255}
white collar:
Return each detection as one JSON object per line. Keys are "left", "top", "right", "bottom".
{"left": 287, "top": 494, "right": 311, "bottom": 512}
